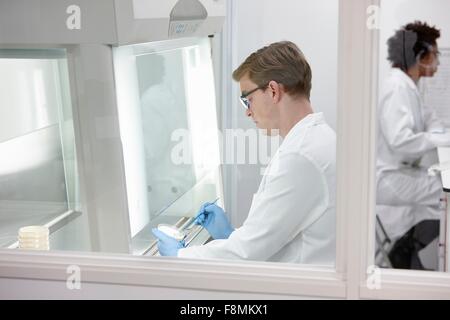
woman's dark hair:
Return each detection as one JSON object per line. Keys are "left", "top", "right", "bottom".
{"left": 387, "top": 21, "right": 440, "bottom": 71}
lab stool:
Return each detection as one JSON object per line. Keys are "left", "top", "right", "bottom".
{"left": 375, "top": 214, "right": 393, "bottom": 268}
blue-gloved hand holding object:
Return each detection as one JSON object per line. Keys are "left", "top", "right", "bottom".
{"left": 194, "top": 202, "right": 234, "bottom": 240}
{"left": 151, "top": 228, "right": 186, "bottom": 256}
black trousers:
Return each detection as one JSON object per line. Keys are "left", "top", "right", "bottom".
{"left": 388, "top": 220, "right": 440, "bottom": 270}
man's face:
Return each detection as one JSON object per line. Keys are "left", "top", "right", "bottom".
{"left": 239, "top": 75, "right": 278, "bottom": 132}
{"left": 420, "top": 45, "right": 440, "bottom": 77}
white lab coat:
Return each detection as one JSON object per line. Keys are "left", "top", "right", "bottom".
{"left": 178, "top": 113, "right": 336, "bottom": 265}
{"left": 376, "top": 68, "right": 450, "bottom": 240}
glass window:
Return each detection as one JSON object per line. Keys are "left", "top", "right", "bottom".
{"left": 225, "top": 0, "right": 338, "bottom": 266}
{"left": 374, "top": 0, "right": 450, "bottom": 273}
{"left": 113, "top": 38, "right": 223, "bottom": 255}
{"left": 0, "top": 49, "right": 88, "bottom": 251}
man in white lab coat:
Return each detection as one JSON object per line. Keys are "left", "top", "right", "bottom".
{"left": 153, "top": 41, "right": 336, "bottom": 265}
{"left": 376, "top": 21, "right": 450, "bottom": 269}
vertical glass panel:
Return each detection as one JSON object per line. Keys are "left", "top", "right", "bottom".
{"left": 225, "top": 0, "right": 338, "bottom": 266}
{"left": 0, "top": 49, "right": 88, "bottom": 251}
{"left": 114, "top": 38, "right": 222, "bottom": 254}
{"left": 375, "top": 0, "right": 450, "bottom": 272}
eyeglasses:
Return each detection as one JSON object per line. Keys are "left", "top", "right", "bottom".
{"left": 239, "top": 84, "right": 268, "bottom": 109}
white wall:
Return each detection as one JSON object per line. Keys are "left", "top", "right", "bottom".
{"left": 233, "top": 0, "right": 338, "bottom": 130}
{"left": 379, "top": 0, "right": 450, "bottom": 93}
{"left": 227, "top": 0, "right": 339, "bottom": 225}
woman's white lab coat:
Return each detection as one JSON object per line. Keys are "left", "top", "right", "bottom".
{"left": 178, "top": 113, "right": 336, "bottom": 265}
{"left": 376, "top": 68, "right": 450, "bottom": 240}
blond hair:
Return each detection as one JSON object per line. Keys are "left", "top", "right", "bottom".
{"left": 232, "top": 41, "right": 312, "bottom": 99}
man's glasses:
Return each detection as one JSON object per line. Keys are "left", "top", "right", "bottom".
{"left": 239, "top": 84, "right": 268, "bottom": 109}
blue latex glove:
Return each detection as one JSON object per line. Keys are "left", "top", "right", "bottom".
{"left": 151, "top": 228, "right": 185, "bottom": 256}
{"left": 194, "top": 203, "right": 234, "bottom": 240}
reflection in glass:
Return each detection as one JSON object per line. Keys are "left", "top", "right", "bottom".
{"left": 114, "top": 38, "right": 223, "bottom": 254}
{"left": 137, "top": 51, "right": 197, "bottom": 220}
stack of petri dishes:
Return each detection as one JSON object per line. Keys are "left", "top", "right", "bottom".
{"left": 18, "top": 226, "right": 50, "bottom": 250}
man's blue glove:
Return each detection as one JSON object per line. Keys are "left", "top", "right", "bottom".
{"left": 194, "top": 203, "right": 234, "bottom": 240}
{"left": 151, "top": 228, "right": 185, "bottom": 256}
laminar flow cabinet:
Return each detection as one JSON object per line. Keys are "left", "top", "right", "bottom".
{"left": 0, "top": 0, "right": 226, "bottom": 255}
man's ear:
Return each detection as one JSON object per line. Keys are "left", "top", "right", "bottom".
{"left": 267, "top": 80, "right": 283, "bottom": 103}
